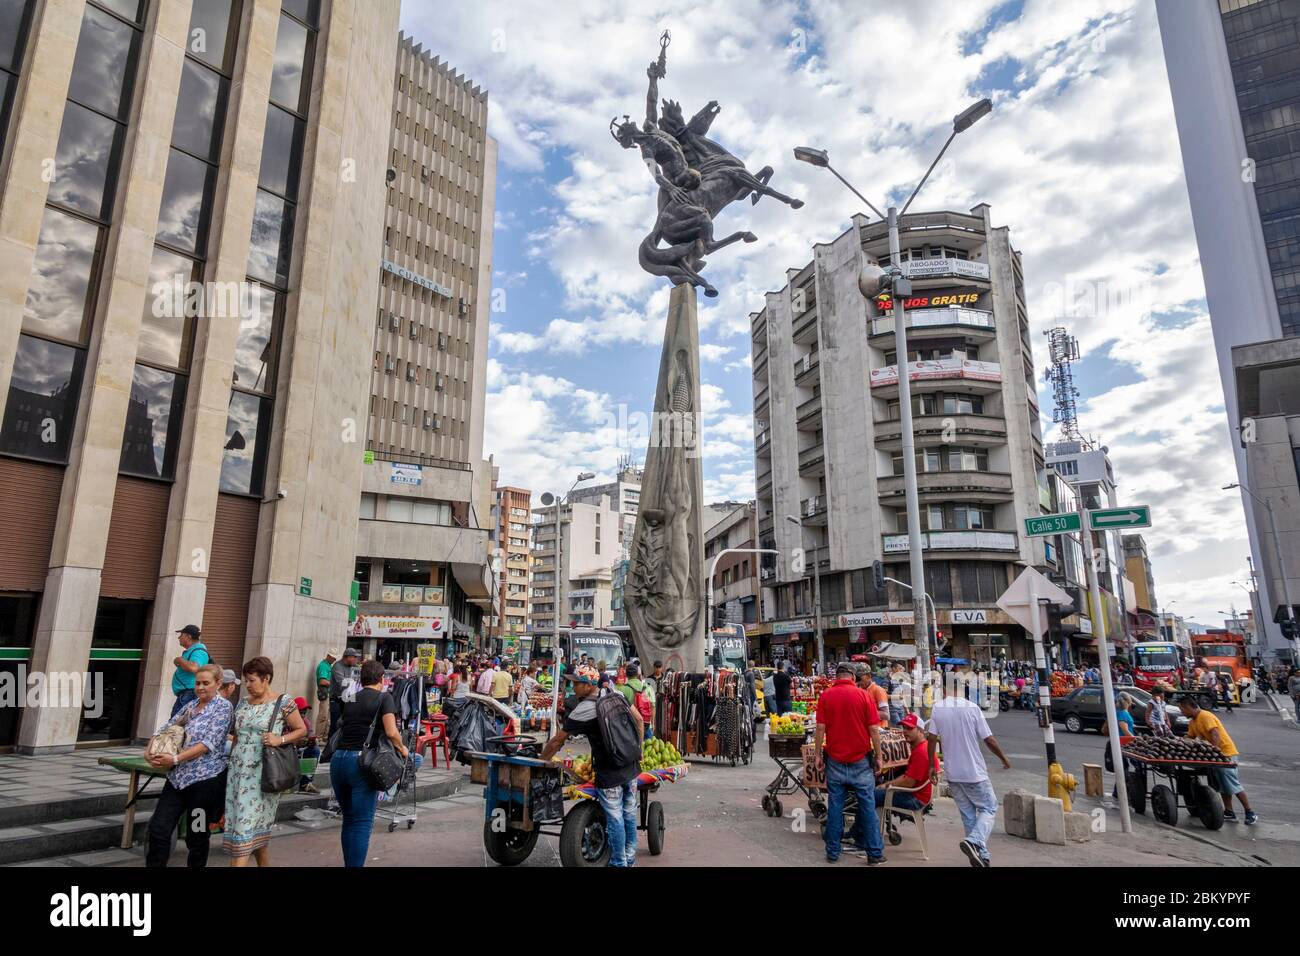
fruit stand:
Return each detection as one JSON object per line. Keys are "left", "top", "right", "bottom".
{"left": 1119, "top": 734, "right": 1233, "bottom": 830}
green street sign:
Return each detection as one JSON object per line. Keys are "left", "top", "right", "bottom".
{"left": 299, "top": 576, "right": 313, "bottom": 596}
{"left": 1024, "top": 512, "right": 1082, "bottom": 537}
{"left": 1088, "top": 506, "right": 1151, "bottom": 530}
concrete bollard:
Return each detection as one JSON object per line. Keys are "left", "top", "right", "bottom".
{"left": 1034, "top": 795, "right": 1066, "bottom": 846}
{"left": 1002, "top": 788, "right": 1037, "bottom": 839}
{"left": 1082, "top": 763, "right": 1103, "bottom": 797}
{"left": 1065, "top": 811, "right": 1093, "bottom": 843}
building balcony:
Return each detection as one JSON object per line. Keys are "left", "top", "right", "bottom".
{"left": 800, "top": 494, "right": 827, "bottom": 524}
{"left": 759, "top": 515, "right": 774, "bottom": 536}
{"left": 794, "top": 351, "right": 820, "bottom": 386}
{"left": 757, "top": 471, "right": 773, "bottom": 496}
{"left": 869, "top": 358, "right": 1001, "bottom": 394}
{"left": 882, "top": 529, "right": 1018, "bottom": 554}
{"left": 876, "top": 470, "right": 1015, "bottom": 502}
{"left": 798, "top": 443, "right": 825, "bottom": 473}
{"left": 869, "top": 307, "right": 996, "bottom": 338}
{"left": 756, "top": 429, "right": 771, "bottom": 454}
{"left": 860, "top": 210, "right": 987, "bottom": 245}
{"left": 753, "top": 345, "right": 768, "bottom": 373}
{"left": 795, "top": 393, "right": 822, "bottom": 429}
{"left": 792, "top": 308, "right": 818, "bottom": 342}
{"left": 872, "top": 413, "right": 1007, "bottom": 450}
{"left": 754, "top": 381, "right": 769, "bottom": 407}
{"left": 356, "top": 519, "right": 488, "bottom": 565}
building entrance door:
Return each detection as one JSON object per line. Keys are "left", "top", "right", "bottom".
{"left": 0, "top": 594, "right": 39, "bottom": 752}
{"left": 79, "top": 599, "right": 149, "bottom": 744}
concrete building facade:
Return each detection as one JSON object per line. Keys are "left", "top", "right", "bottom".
{"left": 348, "top": 35, "right": 497, "bottom": 665}
{"left": 0, "top": 0, "right": 400, "bottom": 751}
{"left": 751, "top": 205, "right": 1049, "bottom": 670}
{"left": 704, "top": 501, "right": 762, "bottom": 630}
{"left": 491, "top": 482, "right": 532, "bottom": 643}
{"left": 528, "top": 495, "right": 619, "bottom": 655}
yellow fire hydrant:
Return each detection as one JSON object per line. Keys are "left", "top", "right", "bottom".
{"left": 1048, "top": 762, "right": 1076, "bottom": 811}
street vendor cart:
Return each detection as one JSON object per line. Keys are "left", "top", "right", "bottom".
{"left": 469, "top": 736, "right": 687, "bottom": 866}
{"left": 1119, "top": 735, "right": 1231, "bottom": 830}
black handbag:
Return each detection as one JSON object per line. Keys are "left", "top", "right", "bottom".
{"left": 358, "top": 699, "right": 405, "bottom": 791}
{"left": 260, "top": 695, "right": 299, "bottom": 793}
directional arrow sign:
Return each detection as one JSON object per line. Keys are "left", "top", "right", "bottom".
{"left": 1024, "top": 512, "right": 1082, "bottom": 537}
{"left": 1088, "top": 506, "right": 1151, "bottom": 530}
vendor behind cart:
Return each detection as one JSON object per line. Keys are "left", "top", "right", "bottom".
{"left": 813, "top": 662, "right": 885, "bottom": 865}
{"left": 874, "top": 713, "right": 931, "bottom": 811}
{"left": 1178, "top": 698, "right": 1256, "bottom": 825}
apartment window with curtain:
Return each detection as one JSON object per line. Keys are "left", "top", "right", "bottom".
{"left": 0, "top": 0, "right": 35, "bottom": 158}
{"left": 221, "top": 0, "right": 321, "bottom": 496}
{"left": 1, "top": 0, "right": 147, "bottom": 463}
{"left": 121, "top": 0, "right": 241, "bottom": 480}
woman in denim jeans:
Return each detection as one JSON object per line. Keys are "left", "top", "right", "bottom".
{"left": 329, "top": 659, "right": 410, "bottom": 867}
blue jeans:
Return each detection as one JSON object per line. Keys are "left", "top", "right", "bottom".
{"left": 948, "top": 778, "right": 997, "bottom": 861}
{"left": 597, "top": 780, "right": 638, "bottom": 867}
{"left": 874, "top": 788, "right": 924, "bottom": 811}
{"left": 329, "top": 750, "right": 379, "bottom": 867}
{"left": 170, "top": 689, "right": 196, "bottom": 718}
{"left": 824, "top": 756, "right": 884, "bottom": 860}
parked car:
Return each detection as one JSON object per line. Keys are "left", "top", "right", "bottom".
{"left": 1049, "top": 686, "right": 1189, "bottom": 736}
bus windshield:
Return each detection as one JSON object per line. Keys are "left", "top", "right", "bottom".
{"left": 1134, "top": 646, "right": 1179, "bottom": 670}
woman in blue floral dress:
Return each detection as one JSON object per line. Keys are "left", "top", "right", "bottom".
{"left": 224, "top": 656, "right": 306, "bottom": 865}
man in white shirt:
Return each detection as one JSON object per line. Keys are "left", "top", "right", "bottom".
{"left": 925, "top": 695, "right": 1011, "bottom": 868}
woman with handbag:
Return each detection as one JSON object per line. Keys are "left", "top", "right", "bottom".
{"left": 224, "top": 656, "right": 306, "bottom": 866}
{"left": 329, "top": 658, "right": 410, "bottom": 867}
{"left": 144, "top": 663, "right": 233, "bottom": 867}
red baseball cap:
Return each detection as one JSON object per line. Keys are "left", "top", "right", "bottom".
{"left": 900, "top": 713, "right": 923, "bottom": 730}
{"left": 294, "top": 696, "right": 310, "bottom": 711}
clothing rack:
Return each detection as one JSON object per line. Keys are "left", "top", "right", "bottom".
{"left": 376, "top": 672, "right": 422, "bottom": 833}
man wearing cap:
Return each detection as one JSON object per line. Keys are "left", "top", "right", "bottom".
{"left": 315, "top": 650, "right": 337, "bottom": 743}
{"left": 813, "top": 661, "right": 886, "bottom": 864}
{"left": 540, "top": 663, "right": 644, "bottom": 867}
{"left": 329, "top": 649, "right": 360, "bottom": 746}
{"left": 170, "top": 625, "right": 210, "bottom": 717}
{"left": 875, "top": 713, "right": 932, "bottom": 812}
{"left": 855, "top": 664, "right": 890, "bottom": 730}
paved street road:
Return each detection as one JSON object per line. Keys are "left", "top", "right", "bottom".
{"left": 989, "top": 695, "right": 1299, "bottom": 866}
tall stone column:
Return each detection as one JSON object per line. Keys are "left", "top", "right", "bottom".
{"left": 626, "top": 283, "right": 705, "bottom": 673}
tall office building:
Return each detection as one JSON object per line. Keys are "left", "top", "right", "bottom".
{"left": 566, "top": 462, "right": 642, "bottom": 560}
{"left": 491, "top": 482, "right": 532, "bottom": 643}
{"left": 528, "top": 496, "right": 619, "bottom": 655}
{"left": 349, "top": 35, "right": 498, "bottom": 662}
{"left": 0, "top": 0, "right": 400, "bottom": 751}
{"left": 752, "top": 205, "right": 1051, "bottom": 669}
{"left": 1157, "top": 0, "right": 1300, "bottom": 657}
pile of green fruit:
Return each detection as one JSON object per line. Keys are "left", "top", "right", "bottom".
{"left": 640, "top": 737, "right": 682, "bottom": 772}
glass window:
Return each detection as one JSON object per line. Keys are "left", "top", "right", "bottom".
{"left": 23, "top": 206, "right": 100, "bottom": 343}
{"left": 119, "top": 364, "right": 185, "bottom": 478}
{"left": 66, "top": 4, "right": 138, "bottom": 119}
{"left": 48, "top": 100, "right": 121, "bottom": 219}
{"left": 219, "top": 390, "right": 272, "bottom": 496}
{"left": 139, "top": 246, "right": 196, "bottom": 369}
{"left": 0, "top": 334, "right": 85, "bottom": 462}
{"left": 185, "top": 0, "right": 234, "bottom": 71}
{"left": 93, "top": 0, "right": 143, "bottom": 21}
{"left": 358, "top": 493, "right": 376, "bottom": 519}
{"left": 257, "top": 104, "right": 304, "bottom": 198}
{"left": 232, "top": 288, "right": 279, "bottom": 393}
{"left": 413, "top": 500, "right": 451, "bottom": 525}
{"left": 247, "top": 189, "right": 295, "bottom": 287}
{"left": 155, "top": 147, "right": 213, "bottom": 253}
{"left": 280, "top": 0, "right": 319, "bottom": 29}
{"left": 269, "top": 13, "right": 310, "bottom": 113}
{"left": 0, "top": 1, "right": 33, "bottom": 73}
{"left": 387, "top": 497, "right": 414, "bottom": 522}
{"left": 171, "top": 58, "right": 226, "bottom": 161}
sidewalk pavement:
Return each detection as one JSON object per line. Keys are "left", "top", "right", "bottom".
{"left": 1261, "top": 690, "right": 1299, "bottom": 728}
{"left": 23, "top": 743, "right": 1267, "bottom": 868}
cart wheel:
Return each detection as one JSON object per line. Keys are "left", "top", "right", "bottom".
{"left": 809, "top": 798, "right": 827, "bottom": 820}
{"left": 887, "top": 826, "right": 903, "bottom": 846}
{"left": 483, "top": 822, "right": 539, "bottom": 866}
{"left": 1127, "top": 769, "right": 1147, "bottom": 815}
{"left": 646, "top": 800, "right": 666, "bottom": 856}
{"left": 761, "top": 794, "right": 773, "bottom": 815}
{"left": 1193, "top": 783, "right": 1224, "bottom": 831}
{"left": 772, "top": 799, "right": 783, "bottom": 818}
{"left": 406, "top": 819, "right": 416, "bottom": 830}
{"left": 559, "top": 801, "right": 610, "bottom": 867}
{"left": 1151, "top": 784, "right": 1178, "bottom": 826}
{"left": 387, "top": 822, "right": 397, "bottom": 833}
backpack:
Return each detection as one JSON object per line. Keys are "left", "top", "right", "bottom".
{"left": 595, "top": 690, "right": 643, "bottom": 767}
{"left": 628, "top": 680, "right": 653, "bottom": 724}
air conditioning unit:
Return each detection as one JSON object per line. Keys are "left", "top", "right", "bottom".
{"left": 437, "top": 332, "right": 446, "bottom": 350}
{"left": 409, "top": 323, "right": 418, "bottom": 340}
{"left": 458, "top": 298, "right": 468, "bottom": 316}
{"left": 433, "top": 416, "right": 442, "bottom": 430}
{"left": 423, "top": 412, "right": 434, "bottom": 429}
{"left": 388, "top": 314, "right": 400, "bottom": 332}
{"left": 384, "top": 356, "right": 395, "bottom": 373}
{"left": 434, "top": 373, "right": 444, "bottom": 391}
{"left": 405, "top": 366, "right": 416, "bottom": 382}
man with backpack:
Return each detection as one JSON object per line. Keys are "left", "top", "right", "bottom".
{"left": 616, "top": 661, "right": 656, "bottom": 739}
{"left": 540, "top": 663, "right": 644, "bottom": 867}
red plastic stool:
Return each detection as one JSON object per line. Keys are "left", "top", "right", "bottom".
{"left": 417, "top": 715, "right": 451, "bottom": 767}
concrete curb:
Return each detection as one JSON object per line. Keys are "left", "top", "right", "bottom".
{"left": 1261, "top": 692, "right": 1300, "bottom": 731}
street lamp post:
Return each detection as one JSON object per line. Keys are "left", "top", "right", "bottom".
{"left": 794, "top": 99, "right": 991, "bottom": 680}
{"left": 1224, "top": 482, "right": 1297, "bottom": 650}
{"left": 705, "top": 546, "right": 781, "bottom": 665}
{"left": 785, "top": 515, "right": 823, "bottom": 673}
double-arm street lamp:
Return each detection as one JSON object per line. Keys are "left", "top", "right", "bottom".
{"left": 794, "top": 99, "right": 992, "bottom": 677}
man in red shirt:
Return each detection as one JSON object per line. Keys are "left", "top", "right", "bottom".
{"left": 813, "top": 662, "right": 885, "bottom": 864}
{"left": 874, "top": 713, "right": 931, "bottom": 811}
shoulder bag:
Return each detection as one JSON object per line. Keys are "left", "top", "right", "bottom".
{"left": 260, "top": 695, "right": 299, "bottom": 793}
{"left": 358, "top": 694, "right": 405, "bottom": 791}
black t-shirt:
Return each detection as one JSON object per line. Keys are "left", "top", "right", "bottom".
{"left": 563, "top": 693, "right": 638, "bottom": 789}
{"left": 773, "top": 669, "right": 793, "bottom": 701}
{"left": 337, "top": 687, "right": 398, "bottom": 750}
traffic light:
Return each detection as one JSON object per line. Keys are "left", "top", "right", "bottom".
{"left": 713, "top": 604, "right": 728, "bottom": 628}
{"left": 872, "top": 560, "right": 885, "bottom": 591}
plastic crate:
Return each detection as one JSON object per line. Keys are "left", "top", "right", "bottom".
{"left": 768, "top": 733, "right": 807, "bottom": 760}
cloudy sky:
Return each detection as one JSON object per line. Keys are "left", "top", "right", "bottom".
{"left": 400, "top": 0, "right": 1253, "bottom": 631}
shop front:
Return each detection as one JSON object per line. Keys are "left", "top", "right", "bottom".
{"left": 942, "top": 608, "right": 1026, "bottom": 667}
{"left": 350, "top": 607, "right": 450, "bottom": 665}
{"left": 836, "top": 611, "right": 916, "bottom": 657}
{"left": 770, "top": 619, "right": 814, "bottom": 672}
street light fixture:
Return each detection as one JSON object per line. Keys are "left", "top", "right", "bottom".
{"left": 785, "top": 514, "right": 824, "bottom": 673}
{"left": 793, "top": 98, "right": 992, "bottom": 679}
